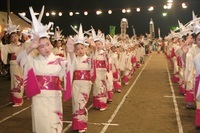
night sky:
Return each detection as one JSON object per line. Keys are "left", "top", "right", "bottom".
{"left": 0, "top": 0, "right": 200, "bottom": 38}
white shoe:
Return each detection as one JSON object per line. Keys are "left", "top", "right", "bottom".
{"left": 100, "top": 107, "right": 107, "bottom": 111}
{"left": 125, "top": 82, "right": 129, "bottom": 86}
{"left": 116, "top": 90, "right": 121, "bottom": 93}
{"left": 79, "top": 129, "right": 86, "bottom": 133}
{"left": 12, "top": 102, "right": 23, "bottom": 107}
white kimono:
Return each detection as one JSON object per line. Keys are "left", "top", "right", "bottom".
{"left": 93, "top": 49, "right": 108, "bottom": 109}
{"left": 17, "top": 50, "right": 72, "bottom": 133}
{"left": 1, "top": 42, "right": 24, "bottom": 104}
{"left": 194, "top": 53, "right": 200, "bottom": 101}
{"left": 72, "top": 54, "right": 92, "bottom": 130}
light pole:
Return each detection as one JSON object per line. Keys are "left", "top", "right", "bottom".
{"left": 162, "top": 12, "right": 167, "bottom": 37}
{"left": 7, "top": 0, "right": 10, "bottom": 23}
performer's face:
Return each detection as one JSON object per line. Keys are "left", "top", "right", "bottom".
{"left": 196, "top": 34, "right": 200, "bottom": 47}
{"left": 38, "top": 38, "right": 52, "bottom": 57}
{"left": 95, "top": 41, "right": 103, "bottom": 51}
{"left": 56, "top": 40, "right": 62, "bottom": 48}
{"left": 75, "top": 43, "right": 85, "bottom": 57}
{"left": 111, "top": 46, "right": 116, "bottom": 53}
{"left": 105, "top": 43, "right": 111, "bottom": 51}
{"left": 9, "top": 33, "right": 19, "bottom": 44}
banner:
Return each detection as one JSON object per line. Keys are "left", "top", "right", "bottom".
{"left": 109, "top": 26, "right": 115, "bottom": 37}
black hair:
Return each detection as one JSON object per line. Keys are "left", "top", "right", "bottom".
{"left": 182, "top": 35, "right": 187, "bottom": 41}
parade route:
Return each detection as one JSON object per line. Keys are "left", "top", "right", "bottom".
{"left": 0, "top": 52, "right": 198, "bottom": 133}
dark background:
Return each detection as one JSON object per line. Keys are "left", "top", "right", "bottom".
{"left": 0, "top": 0, "right": 200, "bottom": 37}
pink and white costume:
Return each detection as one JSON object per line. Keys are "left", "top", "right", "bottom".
{"left": 93, "top": 49, "right": 108, "bottom": 109}
{"left": 0, "top": 42, "right": 24, "bottom": 104}
{"left": 72, "top": 54, "right": 92, "bottom": 131}
{"left": 17, "top": 50, "right": 72, "bottom": 133}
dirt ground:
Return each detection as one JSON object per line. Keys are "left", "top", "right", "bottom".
{"left": 0, "top": 52, "right": 199, "bottom": 133}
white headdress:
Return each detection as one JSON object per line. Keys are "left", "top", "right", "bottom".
{"left": 190, "top": 12, "right": 200, "bottom": 34}
{"left": 3, "top": 17, "right": 20, "bottom": 35}
{"left": 178, "top": 20, "right": 188, "bottom": 37}
{"left": 184, "top": 11, "right": 200, "bottom": 35}
{"left": 21, "top": 28, "right": 32, "bottom": 35}
{"left": 170, "top": 30, "right": 180, "bottom": 38}
{"left": 109, "top": 35, "right": 119, "bottom": 47}
{"left": 70, "top": 24, "right": 88, "bottom": 46}
{"left": 19, "top": 6, "right": 53, "bottom": 38}
{"left": 53, "top": 26, "right": 62, "bottom": 41}
{"left": 20, "top": 28, "right": 32, "bottom": 40}
{"left": 91, "top": 26, "right": 99, "bottom": 42}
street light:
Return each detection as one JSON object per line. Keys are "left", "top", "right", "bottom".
{"left": 136, "top": 8, "right": 140, "bottom": 12}
{"left": 162, "top": 12, "right": 167, "bottom": 17}
{"left": 162, "top": 12, "right": 168, "bottom": 36}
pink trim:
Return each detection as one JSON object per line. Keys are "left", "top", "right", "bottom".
{"left": 93, "top": 96, "right": 107, "bottom": 109}
{"left": 196, "top": 109, "right": 200, "bottom": 126}
{"left": 179, "top": 85, "right": 185, "bottom": 95}
{"left": 185, "top": 90, "right": 194, "bottom": 102}
{"left": 123, "top": 76, "right": 129, "bottom": 83}
{"left": 25, "top": 68, "right": 41, "bottom": 98}
{"left": 72, "top": 117, "right": 87, "bottom": 130}
{"left": 91, "top": 59, "right": 96, "bottom": 83}
{"left": 171, "top": 48, "right": 175, "bottom": 58}
{"left": 63, "top": 71, "right": 72, "bottom": 101}
{"left": 96, "top": 60, "right": 106, "bottom": 68}
{"left": 113, "top": 71, "right": 119, "bottom": 79}
{"left": 107, "top": 90, "right": 113, "bottom": 101}
{"left": 172, "top": 74, "right": 179, "bottom": 83}
{"left": 195, "top": 74, "right": 200, "bottom": 97}
{"left": 131, "top": 56, "right": 136, "bottom": 63}
{"left": 73, "top": 70, "right": 91, "bottom": 80}
{"left": 36, "top": 76, "right": 61, "bottom": 90}
{"left": 136, "top": 62, "right": 141, "bottom": 68}
{"left": 113, "top": 82, "right": 122, "bottom": 89}
{"left": 10, "top": 93, "right": 23, "bottom": 104}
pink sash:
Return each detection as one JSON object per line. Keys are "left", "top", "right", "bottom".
{"left": 73, "top": 70, "right": 91, "bottom": 80}
{"left": 96, "top": 60, "right": 106, "bottom": 68}
{"left": 195, "top": 74, "right": 200, "bottom": 98}
{"left": 36, "top": 75, "right": 61, "bottom": 90}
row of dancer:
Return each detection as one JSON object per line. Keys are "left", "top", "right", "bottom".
{"left": 164, "top": 11, "right": 200, "bottom": 128}
{"left": 0, "top": 6, "right": 147, "bottom": 133}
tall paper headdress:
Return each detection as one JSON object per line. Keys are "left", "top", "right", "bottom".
{"left": 19, "top": 6, "right": 53, "bottom": 38}
{"left": 109, "top": 35, "right": 119, "bottom": 47}
{"left": 53, "top": 26, "right": 62, "bottom": 41}
{"left": 190, "top": 11, "right": 200, "bottom": 34}
{"left": 91, "top": 26, "right": 99, "bottom": 42}
{"left": 70, "top": 24, "right": 88, "bottom": 46}
{"left": 3, "top": 17, "right": 20, "bottom": 35}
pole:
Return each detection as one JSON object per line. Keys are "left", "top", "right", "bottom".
{"left": 7, "top": 0, "right": 10, "bottom": 23}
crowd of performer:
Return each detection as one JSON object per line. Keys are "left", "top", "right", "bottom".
{"left": 3, "top": 5, "right": 200, "bottom": 133}
{"left": 0, "top": 6, "right": 160, "bottom": 133}
{"left": 164, "top": 11, "right": 200, "bottom": 128}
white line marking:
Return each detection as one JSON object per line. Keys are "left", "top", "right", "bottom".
{"left": 0, "top": 102, "right": 12, "bottom": 108}
{"left": 100, "top": 55, "right": 152, "bottom": 133}
{"left": 0, "top": 105, "right": 31, "bottom": 123}
{"left": 63, "top": 121, "right": 119, "bottom": 126}
{"left": 164, "top": 96, "right": 184, "bottom": 98}
{"left": 62, "top": 104, "right": 93, "bottom": 133}
{"left": 166, "top": 60, "right": 184, "bottom": 133}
